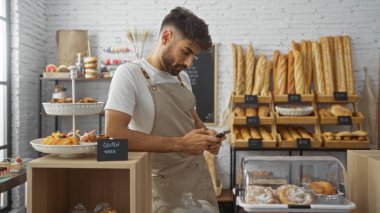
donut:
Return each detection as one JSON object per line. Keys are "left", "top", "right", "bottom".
{"left": 277, "top": 185, "right": 313, "bottom": 205}
{"left": 245, "top": 185, "right": 278, "bottom": 204}
{"left": 84, "top": 56, "right": 97, "bottom": 64}
{"left": 84, "top": 63, "right": 97, "bottom": 69}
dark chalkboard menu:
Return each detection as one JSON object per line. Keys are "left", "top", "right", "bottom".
{"left": 185, "top": 44, "right": 218, "bottom": 125}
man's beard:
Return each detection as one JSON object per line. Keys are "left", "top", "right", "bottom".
{"left": 161, "top": 46, "right": 187, "bottom": 76}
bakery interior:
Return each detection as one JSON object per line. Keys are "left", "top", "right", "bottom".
{"left": 1, "top": 0, "right": 380, "bottom": 212}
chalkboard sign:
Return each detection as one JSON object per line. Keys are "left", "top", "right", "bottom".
{"left": 97, "top": 139, "right": 128, "bottom": 161}
{"left": 185, "top": 45, "right": 218, "bottom": 125}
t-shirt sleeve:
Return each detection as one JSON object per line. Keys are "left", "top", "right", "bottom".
{"left": 104, "top": 64, "right": 137, "bottom": 116}
{"left": 180, "top": 71, "right": 192, "bottom": 92}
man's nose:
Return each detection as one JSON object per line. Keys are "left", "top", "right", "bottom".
{"left": 184, "top": 56, "right": 193, "bottom": 68}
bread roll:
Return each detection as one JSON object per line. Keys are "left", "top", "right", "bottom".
{"left": 319, "top": 108, "right": 334, "bottom": 117}
{"left": 241, "top": 127, "right": 251, "bottom": 140}
{"left": 231, "top": 44, "right": 238, "bottom": 93}
{"left": 246, "top": 107, "right": 257, "bottom": 117}
{"left": 245, "top": 44, "right": 256, "bottom": 94}
{"left": 288, "top": 127, "right": 301, "bottom": 139}
{"left": 342, "top": 36, "right": 355, "bottom": 95}
{"left": 259, "top": 127, "right": 272, "bottom": 141}
{"left": 249, "top": 127, "right": 261, "bottom": 139}
{"left": 277, "top": 55, "right": 288, "bottom": 95}
{"left": 252, "top": 54, "right": 267, "bottom": 95}
{"left": 311, "top": 41, "right": 325, "bottom": 95}
{"left": 293, "top": 51, "right": 305, "bottom": 94}
{"left": 261, "top": 60, "right": 273, "bottom": 96}
{"left": 287, "top": 51, "right": 295, "bottom": 94}
{"left": 236, "top": 45, "right": 246, "bottom": 95}
{"left": 296, "top": 127, "right": 312, "bottom": 139}
{"left": 273, "top": 50, "right": 281, "bottom": 95}
{"left": 329, "top": 104, "right": 353, "bottom": 116}
{"left": 320, "top": 37, "right": 334, "bottom": 95}
{"left": 279, "top": 127, "right": 293, "bottom": 141}
{"left": 334, "top": 36, "right": 347, "bottom": 92}
{"left": 235, "top": 132, "right": 243, "bottom": 140}
{"left": 233, "top": 107, "right": 245, "bottom": 117}
{"left": 258, "top": 106, "right": 270, "bottom": 117}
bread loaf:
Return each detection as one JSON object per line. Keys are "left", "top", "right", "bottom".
{"left": 236, "top": 45, "right": 246, "bottom": 95}
{"left": 249, "top": 127, "right": 261, "bottom": 139}
{"left": 241, "top": 127, "right": 251, "bottom": 140}
{"left": 306, "top": 41, "right": 313, "bottom": 94}
{"left": 231, "top": 44, "right": 238, "bottom": 93}
{"left": 246, "top": 107, "right": 257, "bottom": 117}
{"left": 277, "top": 55, "right": 288, "bottom": 95}
{"left": 320, "top": 37, "right": 334, "bottom": 95}
{"left": 291, "top": 41, "right": 300, "bottom": 52}
{"left": 273, "top": 50, "right": 281, "bottom": 95}
{"left": 287, "top": 51, "right": 295, "bottom": 94}
{"left": 288, "top": 127, "right": 301, "bottom": 139}
{"left": 296, "top": 127, "right": 312, "bottom": 139}
{"left": 279, "top": 127, "right": 293, "bottom": 141}
{"left": 311, "top": 41, "right": 325, "bottom": 95}
{"left": 233, "top": 107, "right": 245, "bottom": 117}
{"left": 259, "top": 127, "right": 272, "bottom": 141}
{"left": 261, "top": 60, "right": 273, "bottom": 96}
{"left": 293, "top": 51, "right": 305, "bottom": 94}
{"left": 342, "top": 36, "right": 355, "bottom": 95}
{"left": 334, "top": 36, "right": 347, "bottom": 92}
{"left": 258, "top": 105, "right": 270, "bottom": 117}
{"left": 252, "top": 54, "right": 267, "bottom": 95}
{"left": 245, "top": 44, "right": 256, "bottom": 94}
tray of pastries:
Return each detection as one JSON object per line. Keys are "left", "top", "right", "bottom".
{"left": 43, "top": 97, "right": 104, "bottom": 115}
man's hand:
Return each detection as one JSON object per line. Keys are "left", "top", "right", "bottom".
{"left": 204, "top": 129, "right": 225, "bottom": 155}
{"left": 179, "top": 128, "right": 220, "bottom": 155}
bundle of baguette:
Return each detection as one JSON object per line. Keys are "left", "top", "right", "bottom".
{"left": 272, "top": 35, "right": 355, "bottom": 96}
{"left": 231, "top": 43, "right": 272, "bottom": 96}
{"left": 318, "top": 104, "right": 353, "bottom": 117}
{"left": 322, "top": 130, "right": 367, "bottom": 141}
{"left": 234, "top": 126, "right": 273, "bottom": 141}
{"left": 233, "top": 106, "right": 270, "bottom": 117}
{"left": 278, "top": 126, "right": 313, "bottom": 141}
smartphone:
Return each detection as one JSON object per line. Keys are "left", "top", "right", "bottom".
{"left": 215, "top": 130, "right": 231, "bottom": 138}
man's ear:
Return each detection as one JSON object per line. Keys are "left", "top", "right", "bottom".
{"left": 161, "top": 29, "right": 173, "bottom": 46}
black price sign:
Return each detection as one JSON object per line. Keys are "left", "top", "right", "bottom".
{"left": 337, "top": 116, "right": 352, "bottom": 125}
{"left": 244, "top": 95, "right": 258, "bottom": 105}
{"left": 97, "top": 139, "right": 129, "bottom": 161}
{"left": 297, "top": 138, "right": 311, "bottom": 149}
{"left": 246, "top": 116, "right": 260, "bottom": 127}
{"left": 249, "top": 139, "right": 262, "bottom": 149}
{"left": 334, "top": 92, "right": 348, "bottom": 101}
{"left": 288, "top": 94, "right": 301, "bottom": 103}
{"left": 288, "top": 204, "right": 311, "bottom": 209}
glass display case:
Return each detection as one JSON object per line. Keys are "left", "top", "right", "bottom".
{"left": 236, "top": 156, "right": 355, "bottom": 212}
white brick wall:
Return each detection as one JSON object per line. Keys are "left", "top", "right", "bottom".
{"left": 11, "top": 0, "right": 46, "bottom": 211}
{"left": 11, "top": 0, "right": 380, "bottom": 209}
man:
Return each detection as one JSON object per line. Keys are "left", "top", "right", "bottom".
{"left": 105, "top": 6, "right": 224, "bottom": 212}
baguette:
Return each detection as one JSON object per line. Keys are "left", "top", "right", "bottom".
{"left": 296, "top": 127, "right": 313, "bottom": 139}
{"left": 277, "top": 55, "right": 288, "bottom": 95}
{"left": 320, "top": 37, "right": 334, "bottom": 95}
{"left": 287, "top": 51, "right": 295, "bottom": 94}
{"left": 306, "top": 41, "right": 313, "bottom": 94}
{"left": 311, "top": 41, "right": 325, "bottom": 95}
{"left": 289, "top": 127, "right": 302, "bottom": 139}
{"left": 293, "top": 50, "right": 305, "bottom": 94}
{"left": 342, "top": 36, "right": 355, "bottom": 95}
{"left": 334, "top": 36, "right": 347, "bottom": 92}
{"left": 328, "top": 37, "right": 337, "bottom": 91}
{"left": 245, "top": 44, "right": 256, "bottom": 94}
{"left": 231, "top": 44, "right": 238, "bottom": 93}
{"left": 261, "top": 60, "right": 273, "bottom": 96}
{"left": 273, "top": 50, "right": 281, "bottom": 95}
{"left": 252, "top": 54, "right": 267, "bottom": 95}
{"left": 249, "top": 127, "right": 261, "bottom": 139}
{"left": 291, "top": 40, "right": 300, "bottom": 52}
{"left": 259, "top": 127, "right": 273, "bottom": 141}
{"left": 300, "top": 41, "right": 309, "bottom": 93}
{"left": 246, "top": 107, "right": 257, "bottom": 117}
{"left": 279, "top": 127, "right": 293, "bottom": 141}
{"left": 236, "top": 45, "right": 246, "bottom": 95}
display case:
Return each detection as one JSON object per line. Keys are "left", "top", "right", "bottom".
{"left": 236, "top": 156, "right": 355, "bottom": 212}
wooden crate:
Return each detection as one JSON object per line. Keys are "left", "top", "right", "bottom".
{"left": 322, "top": 134, "right": 369, "bottom": 148}
{"left": 347, "top": 150, "right": 380, "bottom": 213}
{"left": 231, "top": 125, "right": 277, "bottom": 148}
{"left": 274, "top": 93, "right": 314, "bottom": 102}
{"left": 232, "top": 92, "right": 272, "bottom": 103}
{"left": 319, "top": 111, "right": 364, "bottom": 125}
{"left": 277, "top": 134, "right": 322, "bottom": 148}
{"left": 317, "top": 94, "right": 359, "bottom": 103}
{"left": 27, "top": 152, "right": 151, "bottom": 213}
{"left": 233, "top": 112, "right": 274, "bottom": 125}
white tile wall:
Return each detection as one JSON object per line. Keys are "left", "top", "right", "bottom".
{"left": 11, "top": 0, "right": 380, "bottom": 210}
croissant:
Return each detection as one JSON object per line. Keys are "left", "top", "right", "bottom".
{"left": 309, "top": 181, "right": 337, "bottom": 195}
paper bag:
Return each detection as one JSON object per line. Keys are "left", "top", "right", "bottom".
{"left": 57, "top": 30, "right": 88, "bottom": 66}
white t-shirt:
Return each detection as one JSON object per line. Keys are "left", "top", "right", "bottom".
{"left": 105, "top": 58, "right": 192, "bottom": 134}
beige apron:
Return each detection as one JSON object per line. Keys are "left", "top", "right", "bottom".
{"left": 138, "top": 66, "right": 218, "bottom": 213}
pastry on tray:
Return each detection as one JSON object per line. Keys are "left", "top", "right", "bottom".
{"left": 42, "top": 131, "right": 79, "bottom": 145}
{"left": 308, "top": 181, "right": 337, "bottom": 195}
{"left": 245, "top": 185, "right": 278, "bottom": 204}
{"left": 277, "top": 184, "right": 314, "bottom": 205}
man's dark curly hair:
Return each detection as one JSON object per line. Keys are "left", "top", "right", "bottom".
{"left": 160, "top": 6, "right": 213, "bottom": 51}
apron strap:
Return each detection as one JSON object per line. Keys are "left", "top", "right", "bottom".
{"left": 139, "top": 66, "right": 185, "bottom": 90}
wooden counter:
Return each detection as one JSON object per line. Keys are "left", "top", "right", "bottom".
{"left": 347, "top": 150, "right": 380, "bottom": 213}
{"left": 27, "top": 152, "right": 151, "bottom": 213}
